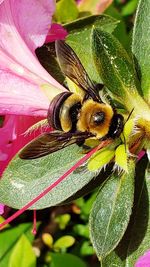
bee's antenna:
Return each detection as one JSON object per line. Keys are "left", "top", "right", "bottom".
{"left": 124, "top": 108, "right": 134, "bottom": 124}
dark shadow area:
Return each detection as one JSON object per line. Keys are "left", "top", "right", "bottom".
{"left": 62, "top": 163, "right": 114, "bottom": 204}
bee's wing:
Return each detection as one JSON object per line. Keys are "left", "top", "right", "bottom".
{"left": 55, "top": 40, "right": 103, "bottom": 102}
{"left": 19, "top": 131, "right": 91, "bottom": 160}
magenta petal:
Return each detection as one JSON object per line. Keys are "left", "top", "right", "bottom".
{"left": 0, "top": 115, "right": 47, "bottom": 176}
{"left": 135, "top": 250, "right": 150, "bottom": 267}
{"left": 138, "top": 150, "right": 146, "bottom": 161}
{"left": 0, "top": 70, "right": 49, "bottom": 116}
{"left": 46, "top": 23, "right": 68, "bottom": 43}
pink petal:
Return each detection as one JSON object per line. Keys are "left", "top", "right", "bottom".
{"left": 0, "top": 0, "right": 64, "bottom": 88}
{"left": 46, "top": 23, "right": 68, "bottom": 43}
{"left": 96, "top": 0, "right": 113, "bottom": 13}
{"left": 13, "top": 0, "right": 55, "bottom": 51}
{"left": 0, "top": 70, "right": 49, "bottom": 116}
{"left": 135, "top": 250, "right": 150, "bottom": 267}
{"left": 0, "top": 204, "right": 4, "bottom": 215}
{"left": 0, "top": 115, "right": 48, "bottom": 176}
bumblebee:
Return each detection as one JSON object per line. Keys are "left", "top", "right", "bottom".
{"left": 19, "top": 40, "right": 124, "bottom": 159}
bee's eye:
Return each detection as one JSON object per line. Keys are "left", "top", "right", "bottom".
{"left": 92, "top": 111, "right": 105, "bottom": 125}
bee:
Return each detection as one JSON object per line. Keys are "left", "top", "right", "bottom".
{"left": 19, "top": 40, "right": 124, "bottom": 159}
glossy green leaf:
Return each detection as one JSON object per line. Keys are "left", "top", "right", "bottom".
{"left": 66, "top": 15, "right": 119, "bottom": 83}
{"left": 89, "top": 160, "right": 135, "bottom": 260}
{"left": 92, "top": 28, "right": 139, "bottom": 106}
{"left": 55, "top": 0, "right": 78, "bottom": 23}
{"left": 53, "top": 236, "right": 75, "bottom": 251}
{"left": 102, "top": 155, "right": 149, "bottom": 266}
{"left": 0, "top": 145, "right": 100, "bottom": 209}
{"left": 8, "top": 234, "right": 36, "bottom": 267}
{"left": 132, "top": 0, "right": 150, "bottom": 102}
{"left": 0, "top": 223, "right": 33, "bottom": 267}
{"left": 50, "top": 253, "right": 87, "bottom": 267}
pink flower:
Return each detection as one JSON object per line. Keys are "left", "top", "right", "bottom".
{"left": 0, "top": 0, "right": 65, "bottom": 117}
{"left": 135, "top": 250, "right": 150, "bottom": 267}
{"left": 0, "top": 0, "right": 67, "bottom": 177}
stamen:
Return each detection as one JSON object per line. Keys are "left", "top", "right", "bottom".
{"left": 0, "top": 141, "right": 110, "bottom": 230}
{"left": 32, "top": 210, "right": 37, "bottom": 235}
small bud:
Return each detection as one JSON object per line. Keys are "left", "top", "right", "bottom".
{"left": 115, "top": 144, "right": 128, "bottom": 172}
{"left": 88, "top": 149, "right": 115, "bottom": 171}
{"left": 42, "top": 233, "right": 53, "bottom": 248}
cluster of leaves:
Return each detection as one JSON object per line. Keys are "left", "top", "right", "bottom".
{"left": 1, "top": 0, "right": 150, "bottom": 266}
{"left": 0, "top": 193, "right": 98, "bottom": 267}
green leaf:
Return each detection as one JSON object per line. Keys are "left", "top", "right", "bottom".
{"left": 8, "top": 235, "right": 36, "bottom": 267}
{"left": 80, "top": 191, "right": 97, "bottom": 219}
{"left": 55, "top": 214, "right": 71, "bottom": 230}
{"left": 121, "top": 0, "right": 138, "bottom": 16}
{"left": 62, "top": 164, "right": 113, "bottom": 205}
{"left": 0, "top": 145, "right": 100, "bottom": 209}
{"left": 80, "top": 241, "right": 94, "bottom": 256}
{"left": 102, "top": 155, "right": 149, "bottom": 266}
{"left": 132, "top": 0, "right": 150, "bottom": 102}
{"left": 53, "top": 236, "right": 75, "bottom": 251}
{"left": 73, "top": 224, "right": 89, "bottom": 238}
{"left": 105, "top": 5, "right": 129, "bottom": 48}
{"left": 92, "top": 28, "right": 139, "bottom": 107}
{"left": 89, "top": 160, "right": 135, "bottom": 260}
{"left": 66, "top": 15, "right": 119, "bottom": 83}
{"left": 0, "top": 223, "right": 33, "bottom": 267}
{"left": 50, "top": 253, "right": 87, "bottom": 267}
{"left": 55, "top": 0, "right": 79, "bottom": 24}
